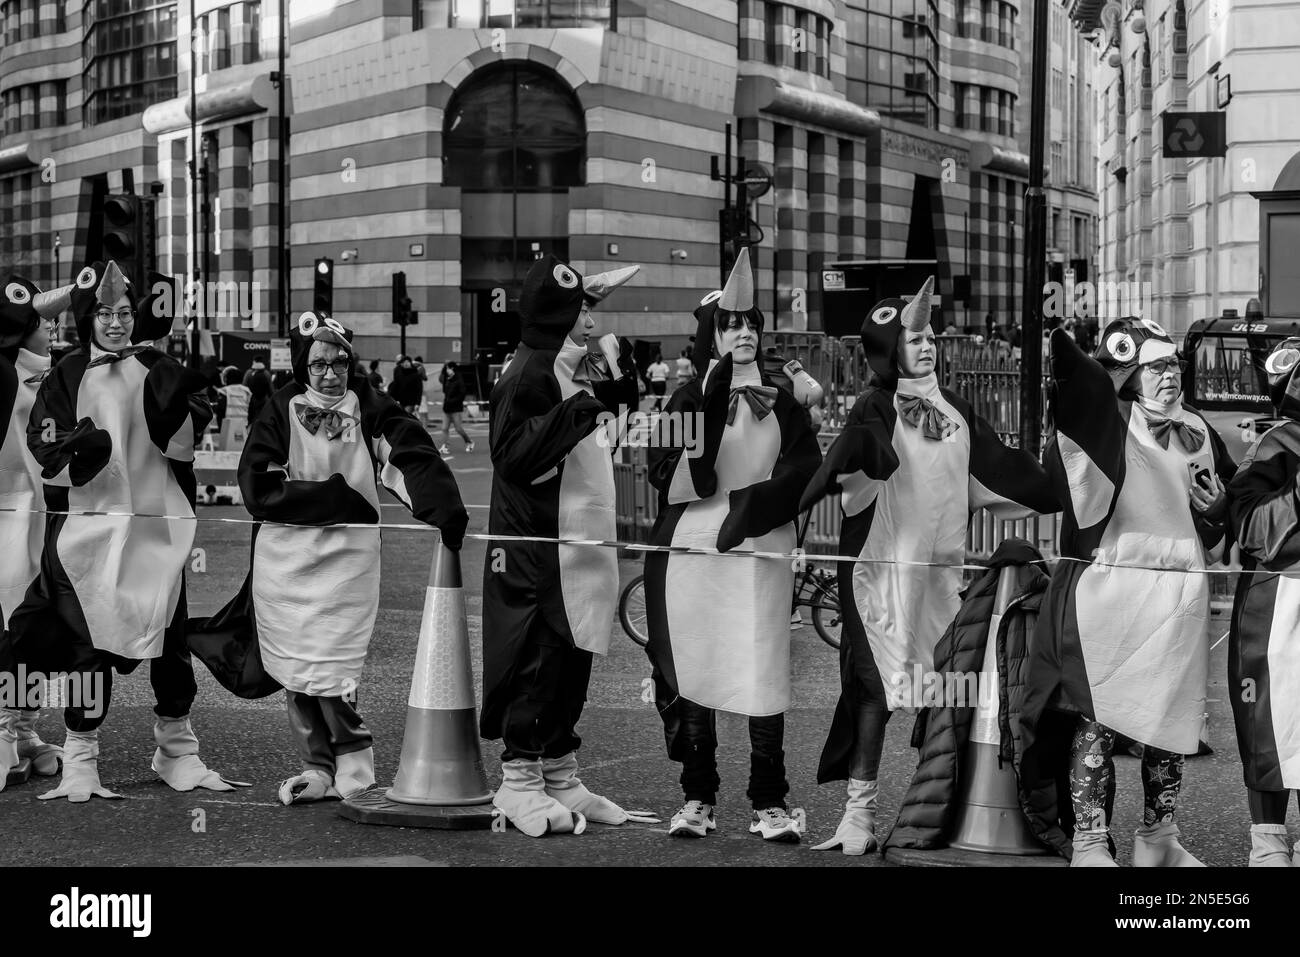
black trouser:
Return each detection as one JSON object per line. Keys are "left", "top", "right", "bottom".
{"left": 286, "top": 691, "right": 372, "bottom": 773}
{"left": 149, "top": 585, "right": 197, "bottom": 721}
{"left": 500, "top": 616, "right": 593, "bottom": 762}
{"left": 1249, "top": 788, "right": 1300, "bottom": 825}
{"left": 847, "top": 671, "right": 892, "bottom": 781}
{"left": 663, "top": 698, "right": 789, "bottom": 809}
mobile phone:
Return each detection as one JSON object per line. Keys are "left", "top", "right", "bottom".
{"left": 1188, "top": 461, "right": 1212, "bottom": 489}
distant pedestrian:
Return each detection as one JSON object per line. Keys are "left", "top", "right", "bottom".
{"left": 388, "top": 355, "right": 423, "bottom": 415}
{"left": 244, "top": 358, "right": 273, "bottom": 423}
{"left": 439, "top": 361, "right": 473, "bottom": 455}
{"left": 647, "top": 352, "right": 670, "bottom": 411}
{"left": 367, "top": 359, "right": 384, "bottom": 393}
{"left": 674, "top": 348, "right": 694, "bottom": 390}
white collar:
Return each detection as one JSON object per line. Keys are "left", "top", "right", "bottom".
{"left": 15, "top": 348, "right": 49, "bottom": 377}
{"left": 304, "top": 384, "right": 348, "bottom": 409}
{"left": 1136, "top": 394, "right": 1184, "bottom": 419}
{"left": 896, "top": 371, "right": 941, "bottom": 400}
{"left": 703, "top": 356, "right": 763, "bottom": 390}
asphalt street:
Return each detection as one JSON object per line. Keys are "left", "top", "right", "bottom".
{"left": 0, "top": 415, "right": 1289, "bottom": 867}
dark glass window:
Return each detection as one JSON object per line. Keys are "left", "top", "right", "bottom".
{"left": 444, "top": 63, "right": 586, "bottom": 191}
{"left": 82, "top": 1, "right": 178, "bottom": 125}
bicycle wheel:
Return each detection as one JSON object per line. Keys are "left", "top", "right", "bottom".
{"left": 809, "top": 576, "right": 843, "bottom": 649}
{"left": 619, "top": 574, "right": 649, "bottom": 647}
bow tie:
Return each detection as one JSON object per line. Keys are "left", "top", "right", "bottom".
{"left": 86, "top": 345, "right": 152, "bottom": 369}
{"left": 296, "top": 403, "right": 358, "bottom": 440}
{"left": 1146, "top": 414, "right": 1205, "bottom": 453}
{"left": 726, "top": 384, "right": 780, "bottom": 425}
{"left": 897, "top": 393, "right": 959, "bottom": 441}
{"left": 571, "top": 352, "right": 611, "bottom": 384}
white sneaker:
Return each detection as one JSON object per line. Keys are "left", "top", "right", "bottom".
{"left": 438, "top": 444, "right": 451, "bottom": 456}
{"left": 669, "top": 800, "right": 716, "bottom": 838}
{"left": 465, "top": 441, "right": 475, "bottom": 453}
{"left": 750, "top": 806, "right": 801, "bottom": 843}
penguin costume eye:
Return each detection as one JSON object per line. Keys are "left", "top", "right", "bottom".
{"left": 871, "top": 306, "right": 899, "bottom": 325}
{"left": 322, "top": 316, "right": 346, "bottom": 335}
{"left": 297, "top": 312, "right": 319, "bottom": 335}
{"left": 1265, "top": 347, "right": 1300, "bottom": 376}
{"left": 699, "top": 290, "right": 723, "bottom": 306}
{"left": 1139, "top": 317, "right": 1167, "bottom": 337}
{"left": 552, "top": 264, "right": 578, "bottom": 289}
{"left": 1106, "top": 331, "right": 1136, "bottom": 362}
{"left": 5, "top": 281, "right": 30, "bottom": 305}
{"left": 76, "top": 266, "right": 97, "bottom": 289}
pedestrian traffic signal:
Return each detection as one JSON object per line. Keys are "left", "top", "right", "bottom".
{"left": 392, "top": 271, "right": 417, "bottom": 326}
{"left": 98, "top": 194, "right": 156, "bottom": 291}
{"left": 314, "top": 258, "right": 334, "bottom": 315}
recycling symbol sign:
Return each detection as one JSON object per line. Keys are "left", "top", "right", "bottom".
{"left": 1163, "top": 111, "right": 1226, "bottom": 158}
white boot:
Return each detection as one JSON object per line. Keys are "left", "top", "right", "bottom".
{"left": 540, "top": 752, "right": 660, "bottom": 825}
{"left": 493, "top": 759, "right": 586, "bottom": 837}
{"left": 0, "top": 709, "right": 21, "bottom": 792}
{"left": 15, "top": 709, "right": 61, "bottom": 775}
{"left": 1133, "top": 821, "right": 1206, "bottom": 867}
{"left": 1071, "top": 827, "right": 1119, "bottom": 867}
{"left": 152, "top": 716, "right": 250, "bottom": 791}
{"left": 333, "top": 747, "right": 376, "bottom": 799}
{"left": 277, "top": 768, "right": 341, "bottom": 805}
{"left": 37, "top": 728, "right": 123, "bottom": 802}
{"left": 1248, "top": 823, "right": 1292, "bottom": 867}
{"left": 812, "top": 778, "right": 878, "bottom": 855}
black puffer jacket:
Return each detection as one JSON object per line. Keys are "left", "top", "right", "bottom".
{"left": 882, "top": 539, "right": 1075, "bottom": 859}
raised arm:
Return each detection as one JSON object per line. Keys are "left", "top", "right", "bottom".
{"left": 798, "top": 389, "right": 900, "bottom": 518}
{"left": 489, "top": 368, "right": 606, "bottom": 486}
{"left": 966, "top": 406, "right": 1058, "bottom": 518}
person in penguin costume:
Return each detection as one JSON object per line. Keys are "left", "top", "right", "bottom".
{"left": 797, "top": 276, "right": 1057, "bottom": 855}
{"left": 643, "top": 247, "right": 823, "bottom": 843}
{"left": 5, "top": 261, "right": 244, "bottom": 801}
{"left": 1021, "top": 320, "right": 1235, "bottom": 866}
{"left": 1226, "top": 337, "right": 1300, "bottom": 866}
{"left": 0, "top": 276, "right": 65, "bottom": 789}
{"left": 189, "top": 310, "right": 469, "bottom": 804}
{"left": 481, "top": 253, "right": 658, "bottom": 837}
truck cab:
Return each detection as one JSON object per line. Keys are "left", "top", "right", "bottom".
{"left": 1182, "top": 308, "right": 1300, "bottom": 463}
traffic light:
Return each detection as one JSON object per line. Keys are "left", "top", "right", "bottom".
{"left": 392, "top": 271, "right": 416, "bottom": 326}
{"left": 99, "top": 194, "right": 155, "bottom": 291}
{"left": 314, "top": 258, "right": 334, "bottom": 315}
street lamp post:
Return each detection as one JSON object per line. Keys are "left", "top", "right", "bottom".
{"left": 1019, "top": 0, "right": 1050, "bottom": 457}
{"left": 189, "top": 0, "right": 201, "bottom": 370}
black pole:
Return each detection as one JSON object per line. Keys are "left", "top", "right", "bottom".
{"left": 1019, "top": 0, "right": 1049, "bottom": 457}
{"left": 277, "top": 0, "right": 287, "bottom": 337}
{"left": 189, "top": 0, "right": 200, "bottom": 370}
{"left": 201, "top": 135, "right": 211, "bottom": 341}
{"left": 721, "top": 121, "right": 731, "bottom": 289}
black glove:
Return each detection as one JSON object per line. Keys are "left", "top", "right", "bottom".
{"left": 716, "top": 486, "right": 754, "bottom": 553}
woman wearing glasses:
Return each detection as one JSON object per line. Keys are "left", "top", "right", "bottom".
{"left": 191, "top": 310, "right": 467, "bottom": 804}
{"left": 1022, "top": 318, "right": 1235, "bottom": 865}
{"left": 7, "top": 261, "right": 242, "bottom": 801}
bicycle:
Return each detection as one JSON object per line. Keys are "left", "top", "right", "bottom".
{"left": 617, "top": 511, "right": 843, "bottom": 649}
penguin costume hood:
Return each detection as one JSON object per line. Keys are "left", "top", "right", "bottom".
{"left": 1263, "top": 337, "right": 1300, "bottom": 421}
{"left": 691, "top": 246, "right": 765, "bottom": 377}
{"left": 1, "top": 275, "right": 43, "bottom": 357}
{"left": 1093, "top": 316, "right": 1177, "bottom": 398}
{"left": 859, "top": 275, "right": 935, "bottom": 388}
{"left": 289, "top": 310, "right": 355, "bottom": 386}
{"left": 519, "top": 254, "right": 585, "bottom": 350}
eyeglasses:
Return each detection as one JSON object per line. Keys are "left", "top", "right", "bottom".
{"left": 1141, "top": 358, "right": 1186, "bottom": 376}
{"left": 94, "top": 309, "right": 134, "bottom": 323}
{"left": 307, "top": 358, "right": 352, "bottom": 377}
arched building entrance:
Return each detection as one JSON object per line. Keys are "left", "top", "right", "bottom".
{"left": 444, "top": 61, "right": 586, "bottom": 394}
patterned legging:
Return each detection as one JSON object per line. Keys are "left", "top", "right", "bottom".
{"left": 1069, "top": 718, "right": 1185, "bottom": 829}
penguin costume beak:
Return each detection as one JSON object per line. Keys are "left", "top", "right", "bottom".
{"left": 859, "top": 274, "right": 935, "bottom": 384}
{"left": 32, "top": 283, "right": 73, "bottom": 320}
{"left": 583, "top": 264, "right": 640, "bottom": 306}
{"left": 900, "top": 275, "right": 935, "bottom": 332}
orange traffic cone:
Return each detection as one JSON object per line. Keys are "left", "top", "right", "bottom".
{"left": 338, "top": 534, "right": 495, "bottom": 829}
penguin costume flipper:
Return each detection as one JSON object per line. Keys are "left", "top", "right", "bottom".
{"left": 717, "top": 390, "right": 823, "bottom": 551}
{"left": 25, "top": 360, "right": 112, "bottom": 488}
{"left": 489, "top": 365, "right": 606, "bottom": 485}
{"left": 361, "top": 381, "right": 469, "bottom": 549}
{"left": 958, "top": 395, "right": 1059, "bottom": 517}
{"left": 1229, "top": 423, "right": 1300, "bottom": 571}
{"left": 139, "top": 352, "right": 214, "bottom": 461}
{"left": 186, "top": 533, "right": 281, "bottom": 699}
{"left": 799, "top": 388, "right": 899, "bottom": 515}
{"left": 1047, "top": 327, "right": 1125, "bottom": 529}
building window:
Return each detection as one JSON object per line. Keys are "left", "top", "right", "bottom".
{"left": 440, "top": 0, "right": 615, "bottom": 29}
{"left": 748, "top": 2, "right": 832, "bottom": 78}
{"left": 444, "top": 62, "right": 586, "bottom": 191}
{"left": 83, "top": 1, "right": 178, "bottom": 125}
{"left": 865, "top": 0, "right": 940, "bottom": 129}
{"left": 794, "top": 9, "right": 810, "bottom": 72}
{"left": 953, "top": 81, "right": 969, "bottom": 129}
